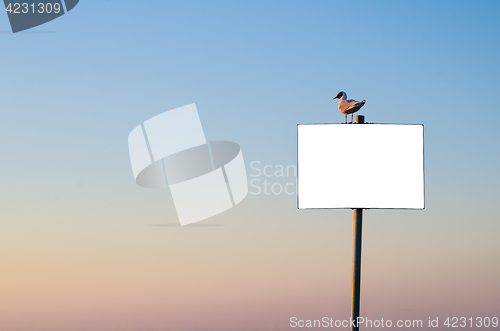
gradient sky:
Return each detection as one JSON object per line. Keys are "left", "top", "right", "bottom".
{"left": 1, "top": 1, "right": 499, "bottom": 330}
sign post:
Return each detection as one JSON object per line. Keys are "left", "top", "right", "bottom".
{"left": 351, "top": 115, "right": 365, "bottom": 331}
{"left": 297, "top": 114, "right": 424, "bottom": 331}
{"left": 352, "top": 207, "right": 363, "bottom": 331}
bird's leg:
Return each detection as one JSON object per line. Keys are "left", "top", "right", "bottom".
{"left": 345, "top": 114, "right": 347, "bottom": 124}
{"left": 351, "top": 114, "right": 354, "bottom": 123}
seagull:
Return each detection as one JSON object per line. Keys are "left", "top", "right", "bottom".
{"left": 333, "top": 91, "right": 366, "bottom": 124}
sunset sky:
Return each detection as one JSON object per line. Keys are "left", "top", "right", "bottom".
{"left": 1, "top": 1, "right": 499, "bottom": 330}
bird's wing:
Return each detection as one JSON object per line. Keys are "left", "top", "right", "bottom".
{"left": 346, "top": 101, "right": 364, "bottom": 109}
{"left": 339, "top": 99, "right": 361, "bottom": 112}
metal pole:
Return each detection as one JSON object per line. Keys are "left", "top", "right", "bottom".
{"left": 351, "top": 115, "right": 365, "bottom": 331}
{"left": 351, "top": 208, "right": 363, "bottom": 331}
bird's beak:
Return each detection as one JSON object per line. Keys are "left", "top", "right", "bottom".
{"left": 333, "top": 96, "right": 338, "bottom": 100}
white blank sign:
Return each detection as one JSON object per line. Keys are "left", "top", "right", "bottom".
{"left": 297, "top": 124, "right": 424, "bottom": 209}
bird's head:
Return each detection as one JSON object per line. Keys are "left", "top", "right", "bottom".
{"left": 333, "top": 91, "right": 344, "bottom": 100}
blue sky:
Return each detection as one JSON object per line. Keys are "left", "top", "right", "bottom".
{"left": 2, "top": 0, "right": 499, "bottom": 212}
